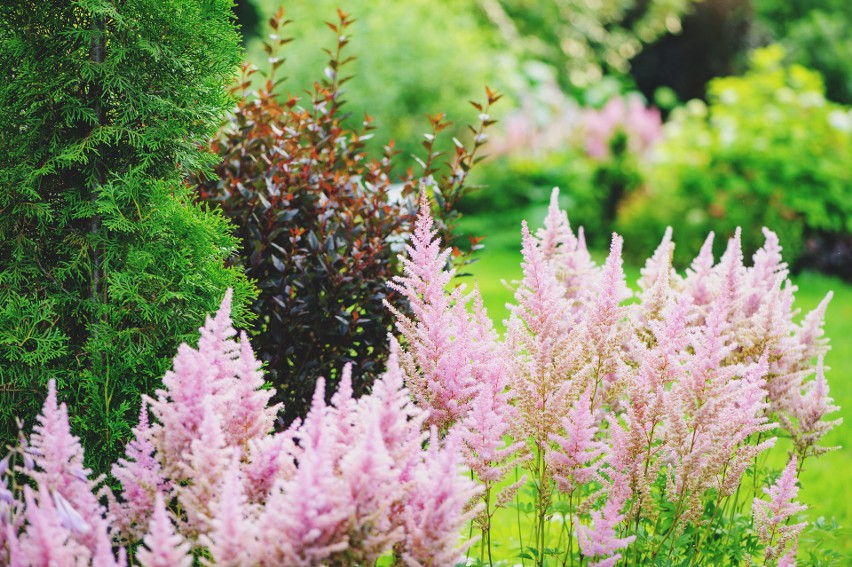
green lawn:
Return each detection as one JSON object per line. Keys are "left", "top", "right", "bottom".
{"left": 455, "top": 211, "right": 852, "bottom": 563}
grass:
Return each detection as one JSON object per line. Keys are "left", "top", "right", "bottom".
{"left": 454, "top": 209, "right": 852, "bottom": 564}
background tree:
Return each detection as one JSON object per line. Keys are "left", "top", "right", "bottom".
{"left": 0, "top": 0, "right": 254, "bottom": 473}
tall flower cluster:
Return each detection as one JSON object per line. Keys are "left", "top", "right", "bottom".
{"left": 753, "top": 456, "right": 808, "bottom": 564}
{"left": 0, "top": 381, "right": 125, "bottom": 565}
{"left": 388, "top": 189, "right": 839, "bottom": 566}
{"left": 388, "top": 192, "right": 528, "bottom": 559}
{"left": 1, "top": 292, "right": 478, "bottom": 566}
{"left": 0, "top": 190, "right": 840, "bottom": 566}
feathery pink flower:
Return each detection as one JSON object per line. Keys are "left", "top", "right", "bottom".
{"left": 111, "top": 403, "right": 167, "bottom": 542}
{"left": 577, "top": 473, "right": 635, "bottom": 567}
{"left": 583, "top": 95, "right": 662, "bottom": 159}
{"left": 547, "top": 388, "right": 604, "bottom": 493}
{"left": 24, "top": 379, "right": 108, "bottom": 552}
{"left": 15, "top": 484, "right": 90, "bottom": 566}
{"left": 753, "top": 455, "right": 807, "bottom": 563}
{"left": 387, "top": 192, "right": 485, "bottom": 431}
{"left": 788, "top": 356, "right": 842, "bottom": 458}
{"left": 256, "top": 378, "right": 352, "bottom": 565}
{"left": 136, "top": 493, "right": 193, "bottom": 567}
{"left": 199, "top": 458, "right": 260, "bottom": 566}
{"left": 507, "top": 221, "right": 581, "bottom": 448}
{"left": 178, "top": 400, "right": 235, "bottom": 535}
{"left": 401, "top": 429, "right": 482, "bottom": 567}
{"left": 537, "top": 189, "right": 600, "bottom": 307}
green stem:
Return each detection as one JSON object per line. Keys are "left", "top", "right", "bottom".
{"left": 516, "top": 466, "right": 525, "bottom": 566}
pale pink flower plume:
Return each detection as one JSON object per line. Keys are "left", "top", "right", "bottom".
{"left": 387, "top": 191, "right": 485, "bottom": 432}
{"left": 136, "top": 493, "right": 193, "bottom": 567}
{"left": 401, "top": 429, "right": 483, "bottom": 567}
{"left": 111, "top": 403, "right": 168, "bottom": 542}
{"left": 753, "top": 455, "right": 807, "bottom": 564}
{"left": 198, "top": 458, "right": 260, "bottom": 566}
{"left": 547, "top": 388, "right": 604, "bottom": 493}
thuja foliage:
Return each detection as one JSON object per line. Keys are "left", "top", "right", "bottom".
{"left": 0, "top": 0, "right": 254, "bottom": 473}
{"left": 196, "top": 9, "right": 497, "bottom": 422}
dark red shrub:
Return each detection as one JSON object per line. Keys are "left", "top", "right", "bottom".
{"left": 195, "top": 9, "right": 497, "bottom": 422}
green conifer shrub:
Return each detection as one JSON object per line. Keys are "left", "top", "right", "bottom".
{"left": 196, "top": 9, "right": 497, "bottom": 423}
{"left": 0, "top": 0, "right": 255, "bottom": 473}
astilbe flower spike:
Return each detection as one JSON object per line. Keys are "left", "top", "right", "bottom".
{"left": 401, "top": 429, "right": 483, "bottom": 567}
{"left": 256, "top": 379, "right": 352, "bottom": 566}
{"left": 507, "top": 221, "right": 580, "bottom": 450}
{"left": 784, "top": 355, "right": 843, "bottom": 460}
{"left": 23, "top": 380, "right": 110, "bottom": 553}
{"left": 136, "top": 493, "right": 193, "bottom": 567}
{"left": 177, "top": 399, "right": 235, "bottom": 536}
{"left": 387, "top": 191, "right": 484, "bottom": 432}
{"left": 12, "top": 484, "right": 90, "bottom": 566}
{"left": 577, "top": 488, "right": 635, "bottom": 567}
{"left": 547, "top": 387, "right": 604, "bottom": 493}
{"left": 753, "top": 455, "right": 807, "bottom": 564}
{"left": 198, "top": 457, "right": 260, "bottom": 566}
{"left": 537, "top": 188, "right": 599, "bottom": 306}
{"left": 577, "top": 233, "right": 631, "bottom": 405}
{"left": 110, "top": 403, "right": 167, "bottom": 542}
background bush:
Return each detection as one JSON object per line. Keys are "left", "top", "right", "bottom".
{"left": 754, "top": 0, "right": 852, "bottom": 106}
{"left": 196, "top": 10, "right": 496, "bottom": 423}
{"left": 617, "top": 45, "right": 852, "bottom": 270}
{"left": 0, "top": 0, "right": 254, "bottom": 474}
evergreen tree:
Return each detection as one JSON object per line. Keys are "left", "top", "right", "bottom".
{"left": 0, "top": 0, "right": 255, "bottom": 473}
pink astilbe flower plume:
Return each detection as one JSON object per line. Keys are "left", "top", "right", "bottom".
{"left": 753, "top": 455, "right": 807, "bottom": 564}
{"left": 136, "top": 493, "right": 193, "bottom": 567}
{"left": 147, "top": 289, "right": 279, "bottom": 483}
{"left": 578, "top": 234, "right": 631, "bottom": 404}
{"left": 14, "top": 484, "right": 90, "bottom": 565}
{"left": 364, "top": 340, "right": 429, "bottom": 466}
{"left": 220, "top": 330, "right": 280, "bottom": 448}
{"left": 582, "top": 95, "right": 662, "bottom": 159}
{"left": 111, "top": 403, "right": 168, "bottom": 542}
{"left": 507, "top": 221, "right": 581, "bottom": 449}
{"left": 177, "top": 400, "right": 234, "bottom": 536}
{"left": 242, "top": 431, "right": 297, "bottom": 504}
{"left": 387, "top": 191, "right": 484, "bottom": 432}
{"left": 91, "top": 521, "right": 127, "bottom": 567}
{"left": 635, "top": 227, "right": 679, "bottom": 324}
{"left": 256, "top": 378, "right": 352, "bottom": 565}
{"left": 401, "top": 429, "right": 483, "bottom": 567}
{"left": 577, "top": 423, "right": 635, "bottom": 567}
{"left": 338, "top": 413, "right": 402, "bottom": 564}
{"left": 537, "top": 188, "right": 599, "bottom": 304}
{"left": 785, "top": 356, "right": 843, "bottom": 459}
{"left": 547, "top": 388, "right": 604, "bottom": 493}
{"left": 199, "top": 458, "right": 260, "bottom": 566}
{"left": 683, "top": 232, "right": 716, "bottom": 309}
{"left": 23, "top": 379, "right": 110, "bottom": 553}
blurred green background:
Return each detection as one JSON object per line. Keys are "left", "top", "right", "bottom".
{"left": 235, "top": 0, "right": 851, "bottom": 560}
